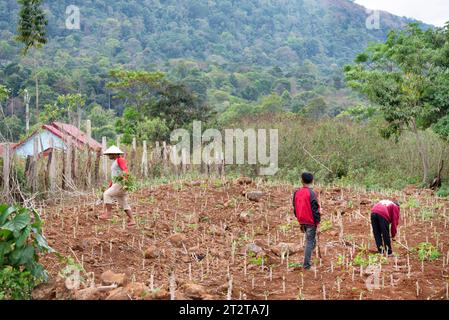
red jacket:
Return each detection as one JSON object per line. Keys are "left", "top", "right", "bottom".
{"left": 117, "top": 157, "right": 129, "bottom": 174}
{"left": 371, "top": 200, "right": 400, "bottom": 238}
{"left": 293, "top": 187, "right": 321, "bottom": 226}
{"left": 109, "top": 157, "right": 129, "bottom": 187}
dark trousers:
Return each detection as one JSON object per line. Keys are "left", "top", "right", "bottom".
{"left": 301, "top": 224, "right": 316, "bottom": 269}
{"left": 371, "top": 213, "right": 392, "bottom": 255}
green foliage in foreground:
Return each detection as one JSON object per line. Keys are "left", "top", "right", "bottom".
{"left": 112, "top": 173, "right": 138, "bottom": 192}
{"left": 0, "top": 205, "right": 54, "bottom": 299}
{"left": 0, "top": 266, "right": 35, "bottom": 300}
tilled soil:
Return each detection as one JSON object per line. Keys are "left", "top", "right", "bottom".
{"left": 34, "top": 178, "right": 449, "bottom": 300}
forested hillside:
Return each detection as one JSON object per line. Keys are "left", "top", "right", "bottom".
{"left": 0, "top": 0, "right": 421, "bottom": 141}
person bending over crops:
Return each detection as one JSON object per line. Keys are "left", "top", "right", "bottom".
{"left": 99, "top": 146, "right": 136, "bottom": 227}
{"left": 292, "top": 172, "right": 321, "bottom": 270}
{"left": 370, "top": 200, "right": 400, "bottom": 256}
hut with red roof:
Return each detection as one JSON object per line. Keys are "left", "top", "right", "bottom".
{"left": 13, "top": 122, "right": 102, "bottom": 158}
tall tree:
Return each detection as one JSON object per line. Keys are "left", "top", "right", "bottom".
{"left": 344, "top": 23, "right": 449, "bottom": 183}
{"left": 16, "top": 0, "right": 48, "bottom": 55}
{"left": 107, "top": 70, "right": 214, "bottom": 144}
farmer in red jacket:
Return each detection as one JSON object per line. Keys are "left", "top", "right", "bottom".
{"left": 99, "top": 146, "right": 136, "bottom": 227}
{"left": 292, "top": 172, "right": 321, "bottom": 270}
{"left": 371, "top": 200, "right": 400, "bottom": 256}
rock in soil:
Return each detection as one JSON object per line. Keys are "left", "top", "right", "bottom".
{"left": 245, "top": 191, "right": 266, "bottom": 202}
{"left": 74, "top": 287, "right": 102, "bottom": 300}
{"left": 144, "top": 288, "right": 170, "bottom": 300}
{"left": 32, "top": 281, "right": 56, "bottom": 300}
{"left": 125, "top": 282, "right": 149, "bottom": 299}
{"left": 167, "top": 233, "right": 187, "bottom": 247}
{"left": 238, "top": 212, "right": 250, "bottom": 223}
{"left": 183, "top": 283, "right": 208, "bottom": 299}
{"left": 144, "top": 246, "right": 162, "bottom": 259}
{"left": 106, "top": 287, "right": 131, "bottom": 300}
{"left": 271, "top": 243, "right": 302, "bottom": 256}
{"left": 246, "top": 243, "right": 264, "bottom": 255}
{"left": 100, "top": 270, "right": 128, "bottom": 286}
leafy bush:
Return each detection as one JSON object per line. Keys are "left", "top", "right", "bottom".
{"left": 414, "top": 243, "right": 440, "bottom": 262}
{"left": 352, "top": 252, "right": 387, "bottom": 267}
{"left": 0, "top": 267, "right": 35, "bottom": 300}
{"left": 436, "top": 184, "right": 449, "bottom": 198}
{"left": 0, "top": 205, "right": 54, "bottom": 299}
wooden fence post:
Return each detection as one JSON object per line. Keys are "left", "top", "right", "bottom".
{"left": 71, "top": 142, "right": 77, "bottom": 186}
{"left": 32, "top": 136, "right": 39, "bottom": 193}
{"left": 86, "top": 120, "right": 92, "bottom": 187}
{"left": 162, "top": 141, "right": 168, "bottom": 172}
{"left": 116, "top": 135, "right": 121, "bottom": 149}
{"left": 141, "top": 140, "right": 148, "bottom": 178}
{"left": 62, "top": 147, "right": 66, "bottom": 190}
{"left": 221, "top": 151, "right": 225, "bottom": 177}
{"left": 47, "top": 138, "right": 56, "bottom": 191}
{"left": 181, "top": 147, "right": 187, "bottom": 175}
{"left": 3, "top": 143, "right": 10, "bottom": 195}
{"left": 94, "top": 149, "right": 101, "bottom": 186}
{"left": 131, "top": 137, "right": 137, "bottom": 174}
{"left": 65, "top": 138, "right": 73, "bottom": 189}
{"left": 102, "top": 137, "right": 108, "bottom": 181}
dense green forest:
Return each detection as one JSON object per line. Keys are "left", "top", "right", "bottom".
{"left": 2, "top": 0, "right": 448, "bottom": 189}
{"left": 0, "top": 0, "right": 419, "bottom": 142}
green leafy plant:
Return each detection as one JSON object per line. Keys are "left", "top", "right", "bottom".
{"left": 249, "top": 255, "right": 264, "bottom": 266}
{"left": 319, "top": 220, "right": 333, "bottom": 233}
{"left": 403, "top": 198, "right": 420, "bottom": 209}
{"left": 436, "top": 185, "right": 449, "bottom": 198}
{"left": 414, "top": 243, "right": 441, "bottom": 262}
{"left": 0, "top": 266, "right": 35, "bottom": 300}
{"left": 288, "top": 262, "right": 302, "bottom": 268}
{"left": 186, "top": 223, "right": 199, "bottom": 230}
{"left": 0, "top": 205, "right": 54, "bottom": 280}
{"left": 420, "top": 209, "right": 434, "bottom": 221}
{"left": 336, "top": 254, "right": 345, "bottom": 267}
{"left": 0, "top": 205, "right": 54, "bottom": 299}
{"left": 112, "top": 173, "right": 138, "bottom": 192}
{"left": 352, "top": 252, "right": 387, "bottom": 267}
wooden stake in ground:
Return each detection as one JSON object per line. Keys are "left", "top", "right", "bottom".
{"left": 86, "top": 120, "right": 92, "bottom": 187}
{"left": 2, "top": 143, "right": 10, "bottom": 195}
{"left": 169, "top": 271, "right": 176, "bottom": 300}
{"left": 32, "top": 137, "right": 39, "bottom": 193}
{"left": 142, "top": 140, "right": 148, "bottom": 178}
{"left": 102, "top": 137, "right": 108, "bottom": 181}
{"left": 226, "top": 275, "right": 233, "bottom": 300}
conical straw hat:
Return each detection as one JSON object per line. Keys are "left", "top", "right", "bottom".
{"left": 103, "top": 146, "right": 124, "bottom": 155}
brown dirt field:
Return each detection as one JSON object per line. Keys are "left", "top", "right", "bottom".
{"left": 33, "top": 178, "right": 449, "bottom": 300}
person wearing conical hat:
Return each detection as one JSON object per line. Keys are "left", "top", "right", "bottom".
{"left": 99, "top": 146, "right": 136, "bottom": 227}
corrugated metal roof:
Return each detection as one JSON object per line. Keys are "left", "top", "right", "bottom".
{"left": 52, "top": 122, "right": 102, "bottom": 150}
{"left": 13, "top": 122, "right": 102, "bottom": 152}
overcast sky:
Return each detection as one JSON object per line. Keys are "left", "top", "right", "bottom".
{"left": 355, "top": 0, "right": 448, "bottom": 27}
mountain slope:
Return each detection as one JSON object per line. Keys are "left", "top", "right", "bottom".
{"left": 0, "top": 0, "right": 426, "bottom": 140}
{"left": 0, "top": 0, "right": 421, "bottom": 67}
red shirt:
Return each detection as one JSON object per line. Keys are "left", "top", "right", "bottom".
{"left": 293, "top": 187, "right": 321, "bottom": 226}
{"left": 371, "top": 200, "right": 400, "bottom": 238}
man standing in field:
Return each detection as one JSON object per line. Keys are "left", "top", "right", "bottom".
{"left": 370, "top": 200, "right": 400, "bottom": 256}
{"left": 99, "top": 146, "right": 136, "bottom": 227}
{"left": 292, "top": 172, "right": 321, "bottom": 270}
